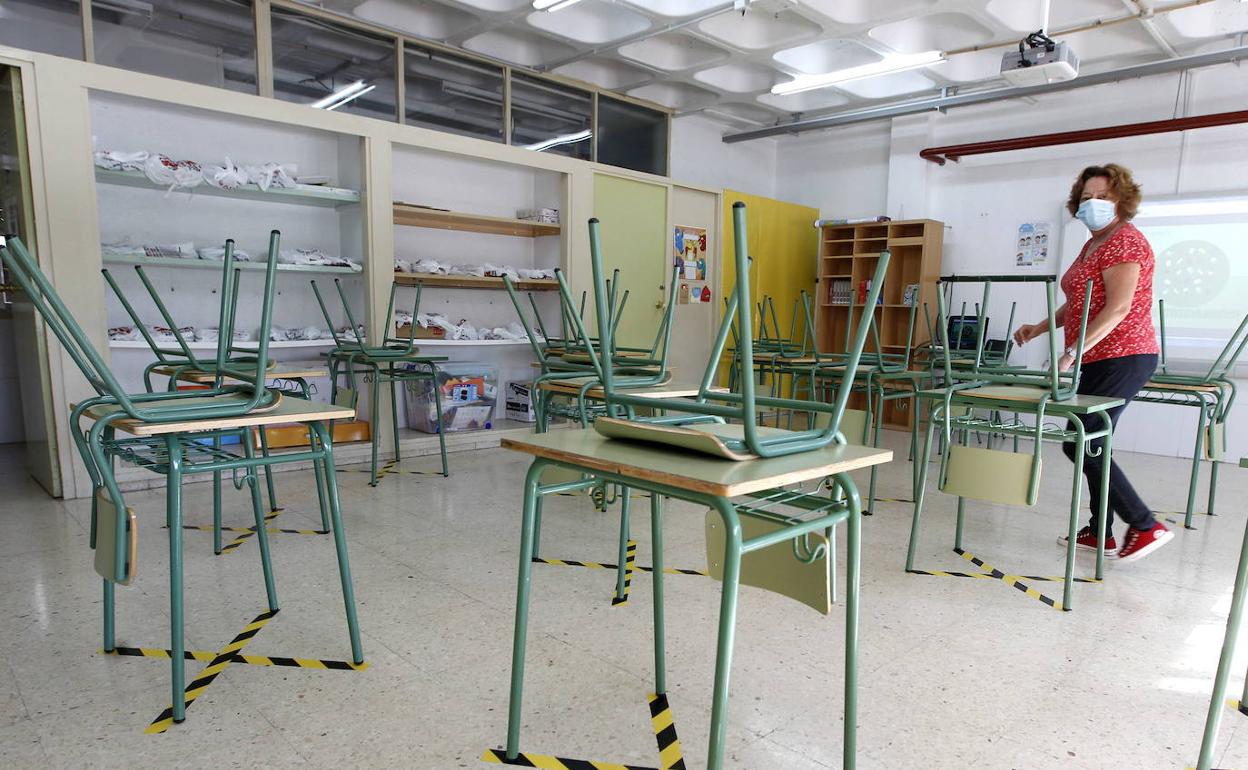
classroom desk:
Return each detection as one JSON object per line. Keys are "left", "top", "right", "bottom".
{"left": 908, "top": 385, "right": 1124, "bottom": 610}
{"left": 499, "top": 427, "right": 892, "bottom": 770}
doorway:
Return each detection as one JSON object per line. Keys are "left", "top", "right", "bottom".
{"left": 0, "top": 64, "right": 61, "bottom": 496}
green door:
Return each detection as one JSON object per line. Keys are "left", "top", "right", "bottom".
{"left": 592, "top": 173, "right": 668, "bottom": 350}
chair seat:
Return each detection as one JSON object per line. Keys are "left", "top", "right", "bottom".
{"left": 152, "top": 365, "right": 325, "bottom": 384}
{"left": 957, "top": 384, "right": 1051, "bottom": 403}
{"left": 80, "top": 393, "right": 354, "bottom": 437}
{"left": 538, "top": 372, "right": 676, "bottom": 398}
{"left": 1143, "top": 380, "right": 1222, "bottom": 393}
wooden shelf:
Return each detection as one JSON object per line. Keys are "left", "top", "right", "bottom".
{"left": 102, "top": 254, "right": 362, "bottom": 275}
{"left": 95, "top": 168, "right": 360, "bottom": 207}
{"left": 393, "top": 203, "right": 560, "bottom": 237}
{"left": 110, "top": 339, "right": 336, "bottom": 350}
{"left": 393, "top": 271, "right": 558, "bottom": 291}
{"left": 887, "top": 236, "right": 925, "bottom": 246}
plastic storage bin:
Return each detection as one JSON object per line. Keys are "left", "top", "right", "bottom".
{"left": 403, "top": 362, "right": 497, "bottom": 434}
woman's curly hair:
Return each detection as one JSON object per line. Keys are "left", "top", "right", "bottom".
{"left": 1066, "top": 163, "right": 1142, "bottom": 220}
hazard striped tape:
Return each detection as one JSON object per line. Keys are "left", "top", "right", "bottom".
{"left": 145, "top": 609, "right": 277, "bottom": 733}
{"left": 219, "top": 511, "right": 284, "bottom": 554}
{"left": 531, "top": 558, "right": 707, "bottom": 578}
{"left": 339, "top": 460, "right": 441, "bottom": 481}
{"left": 907, "top": 549, "right": 1091, "bottom": 612}
{"left": 648, "top": 693, "right": 685, "bottom": 770}
{"left": 183, "top": 524, "right": 328, "bottom": 536}
{"left": 103, "top": 646, "right": 367, "bottom": 671}
{"left": 481, "top": 748, "right": 656, "bottom": 769}
{"left": 612, "top": 541, "right": 638, "bottom": 606}
{"left": 956, "top": 549, "right": 1065, "bottom": 611}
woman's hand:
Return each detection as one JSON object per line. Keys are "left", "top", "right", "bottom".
{"left": 1057, "top": 351, "right": 1075, "bottom": 372}
{"left": 1013, "top": 323, "right": 1045, "bottom": 346}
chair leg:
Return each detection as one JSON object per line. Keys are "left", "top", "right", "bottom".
{"left": 389, "top": 364, "right": 401, "bottom": 467}
{"left": 430, "top": 365, "right": 449, "bottom": 477}
{"left": 1062, "top": 430, "right": 1086, "bottom": 612}
{"left": 243, "top": 430, "right": 279, "bottom": 612}
{"left": 1196, "top": 507, "right": 1248, "bottom": 769}
{"left": 615, "top": 486, "right": 631, "bottom": 602}
{"left": 1187, "top": 402, "right": 1210, "bottom": 529}
{"left": 164, "top": 436, "right": 187, "bottom": 723}
{"left": 369, "top": 365, "right": 382, "bottom": 487}
{"left": 905, "top": 409, "right": 940, "bottom": 572}
{"left": 309, "top": 425, "right": 330, "bottom": 533}
{"left": 258, "top": 427, "right": 279, "bottom": 513}
{"left": 312, "top": 421, "right": 363, "bottom": 664}
{"left": 506, "top": 461, "right": 546, "bottom": 759}
{"left": 102, "top": 578, "right": 115, "bottom": 652}
{"left": 1208, "top": 454, "right": 1221, "bottom": 517}
{"left": 842, "top": 472, "right": 863, "bottom": 770}
{"left": 212, "top": 434, "right": 223, "bottom": 555}
{"left": 650, "top": 492, "right": 666, "bottom": 694}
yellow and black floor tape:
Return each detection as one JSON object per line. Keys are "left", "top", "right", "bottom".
{"left": 340, "top": 460, "right": 443, "bottom": 482}
{"left": 611, "top": 541, "right": 638, "bottom": 606}
{"left": 908, "top": 548, "right": 1101, "bottom": 612}
{"left": 481, "top": 693, "right": 684, "bottom": 770}
{"left": 144, "top": 609, "right": 277, "bottom": 734}
{"left": 103, "top": 646, "right": 368, "bottom": 671}
{"left": 647, "top": 693, "right": 686, "bottom": 770}
{"left": 218, "top": 511, "right": 283, "bottom": 554}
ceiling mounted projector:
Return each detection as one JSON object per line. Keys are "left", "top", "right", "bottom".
{"left": 1001, "top": 31, "right": 1078, "bottom": 86}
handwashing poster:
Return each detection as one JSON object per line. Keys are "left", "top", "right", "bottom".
{"left": 674, "top": 224, "right": 709, "bottom": 302}
{"left": 1015, "top": 221, "right": 1051, "bottom": 268}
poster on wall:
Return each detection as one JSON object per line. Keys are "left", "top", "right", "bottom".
{"left": 1015, "top": 221, "right": 1051, "bottom": 268}
{"left": 674, "top": 225, "right": 707, "bottom": 280}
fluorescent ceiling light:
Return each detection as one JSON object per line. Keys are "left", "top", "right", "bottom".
{"left": 310, "top": 80, "right": 369, "bottom": 109}
{"left": 772, "top": 51, "right": 945, "bottom": 96}
{"left": 324, "top": 85, "right": 376, "bottom": 111}
{"left": 533, "top": 0, "right": 585, "bottom": 11}
{"left": 524, "top": 129, "right": 592, "bottom": 152}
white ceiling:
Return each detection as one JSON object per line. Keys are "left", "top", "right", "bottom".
{"left": 312, "top": 0, "right": 1248, "bottom": 129}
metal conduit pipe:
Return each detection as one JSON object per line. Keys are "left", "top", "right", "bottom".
{"left": 722, "top": 44, "right": 1248, "bottom": 143}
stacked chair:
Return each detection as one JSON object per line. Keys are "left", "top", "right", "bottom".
{"left": 312, "top": 279, "right": 449, "bottom": 485}
{"left": 0, "top": 234, "right": 362, "bottom": 726}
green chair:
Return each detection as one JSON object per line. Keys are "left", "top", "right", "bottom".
{"left": 0, "top": 234, "right": 361, "bottom": 726}
{"left": 1134, "top": 300, "right": 1248, "bottom": 527}
{"left": 311, "top": 279, "right": 450, "bottom": 485}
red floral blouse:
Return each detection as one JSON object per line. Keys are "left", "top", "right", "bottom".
{"left": 1060, "top": 222, "right": 1159, "bottom": 364}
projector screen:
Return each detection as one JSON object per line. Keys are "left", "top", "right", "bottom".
{"left": 1060, "top": 193, "right": 1248, "bottom": 364}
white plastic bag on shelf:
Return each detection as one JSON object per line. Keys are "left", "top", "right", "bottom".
{"left": 279, "top": 248, "right": 363, "bottom": 272}
{"left": 200, "top": 327, "right": 253, "bottom": 343}
{"left": 394, "top": 310, "right": 414, "bottom": 327}
{"left": 449, "top": 263, "right": 485, "bottom": 277}
{"left": 245, "top": 162, "right": 298, "bottom": 191}
{"left": 483, "top": 264, "right": 519, "bottom": 280}
{"left": 148, "top": 324, "right": 196, "bottom": 343}
{"left": 102, "top": 240, "right": 196, "bottom": 259}
{"left": 394, "top": 259, "right": 413, "bottom": 274}
{"left": 197, "top": 246, "right": 252, "bottom": 261}
{"left": 411, "top": 259, "right": 449, "bottom": 274}
{"left": 93, "top": 150, "right": 149, "bottom": 172}
{"left": 451, "top": 321, "right": 480, "bottom": 341}
{"left": 108, "top": 326, "right": 140, "bottom": 341}
{"left": 336, "top": 324, "right": 365, "bottom": 343}
{"left": 143, "top": 154, "right": 204, "bottom": 191}
{"left": 518, "top": 268, "right": 555, "bottom": 280}
{"left": 203, "top": 157, "right": 249, "bottom": 191}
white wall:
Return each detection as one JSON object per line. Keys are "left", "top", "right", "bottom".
{"left": 670, "top": 114, "right": 778, "bottom": 197}
{"left": 769, "top": 60, "right": 1248, "bottom": 463}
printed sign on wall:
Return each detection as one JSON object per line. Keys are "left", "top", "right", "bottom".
{"left": 1016, "top": 221, "right": 1051, "bottom": 268}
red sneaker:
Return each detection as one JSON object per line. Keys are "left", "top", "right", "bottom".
{"left": 1057, "top": 525, "right": 1117, "bottom": 555}
{"left": 1117, "top": 522, "right": 1174, "bottom": 563}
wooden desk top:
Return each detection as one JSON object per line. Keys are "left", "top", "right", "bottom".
{"left": 80, "top": 394, "right": 353, "bottom": 437}
{"left": 1141, "top": 380, "right": 1222, "bottom": 393}
{"left": 151, "top": 366, "right": 326, "bottom": 384}
{"left": 916, "top": 385, "right": 1123, "bottom": 413}
{"left": 503, "top": 427, "right": 892, "bottom": 497}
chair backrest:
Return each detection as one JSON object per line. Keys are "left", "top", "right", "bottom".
{"left": 1156, "top": 298, "right": 1248, "bottom": 382}
{"left": 590, "top": 202, "right": 890, "bottom": 458}
{"left": 1, "top": 233, "right": 280, "bottom": 422}
{"left": 934, "top": 274, "right": 1091, "bottom": 401}
{"left": 312, "top": 278, "right": 421, "bottom": 354}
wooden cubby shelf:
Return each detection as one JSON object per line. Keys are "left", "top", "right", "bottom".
{"left": 816, "top": 217, "right": 943, "bottom": 430}
{"left": 393, "top": 202, "right": 560, "bottom": 237}
{"left": 392, "top": 272, "right": 558, "bottom": 291}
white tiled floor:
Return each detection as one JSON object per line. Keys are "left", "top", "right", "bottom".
{"left": 3, "top": 433, "right": 1248, "bottom": 769}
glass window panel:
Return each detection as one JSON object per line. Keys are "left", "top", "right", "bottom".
{"left": 91, "top": 0, "right": 256, "bottom": 94}
{"left": 0, "top": 0, "right": 83, "bottom": 60}
{"left": 404, "top": 43, "right": 503, "bottom": 143}
{"left": 597, "top": 95, "right": 668, "bottom": 176}
{"left": 270, "top": 7, "right": 397, "bottom": 123}
{"left": 510, "top": 74, "right": 591, "bottom": 161}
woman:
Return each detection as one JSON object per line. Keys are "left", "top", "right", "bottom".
{"left": 1013, "top": 163, "right": 1172, "bottom": 563}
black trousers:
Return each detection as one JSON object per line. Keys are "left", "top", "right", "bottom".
{"left": 1063, "top": 354, "right": 1158, "bottom": 533}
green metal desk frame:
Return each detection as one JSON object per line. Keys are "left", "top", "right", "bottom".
{"left": 907, "top": 387, "right": 1123, "bottom": 611}
{"left": 500, "top": 429, "right": 891, "bottom": 770}
{"left": 1196, "top": 457, "right": 1248, "bottom": 770}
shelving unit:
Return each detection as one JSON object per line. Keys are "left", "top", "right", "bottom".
{"left": 392, "top": 272, "right": 556, "bottom": 291}
{"left": 393, "top": 202, "right": 559, "bottom": 237}
{"left": 95, "top": 168, "right": 360, "bottom": 207}
{"left": 102, "top": 253, "right": 362, "bottom": 274}
{"left": 109, "top": 339, "right": 336, "bottom": 350}
{"left": 816, "top": 218, "right": 943, "bottom": 430}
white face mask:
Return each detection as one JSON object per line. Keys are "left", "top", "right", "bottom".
{"left": 1076, "top": 198, "right": 1116, "bottom": 231}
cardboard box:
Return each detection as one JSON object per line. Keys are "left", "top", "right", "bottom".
{"left": 505, "top": 381, "right": 536, "bottom": 422}
{"left": 395, "top": 323, "right": 446, "bottom": 340}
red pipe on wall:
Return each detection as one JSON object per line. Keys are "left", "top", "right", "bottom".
{"left": 920, "top": 109, "right": 1248, "bottom": 165}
